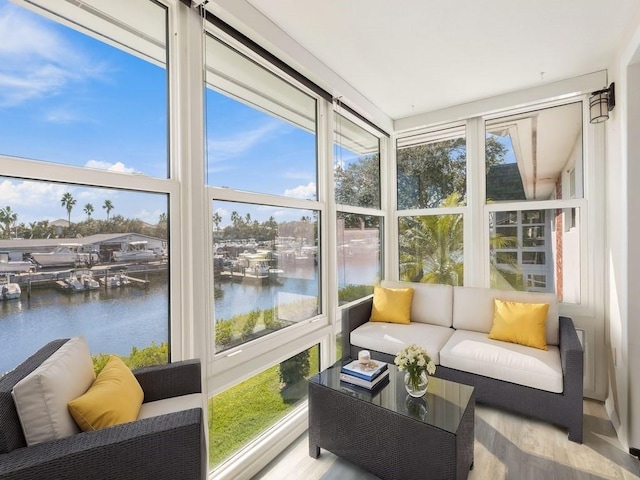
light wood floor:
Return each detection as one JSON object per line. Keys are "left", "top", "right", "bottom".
{"left": 255, "top": 400, "right": 640, "bottom": 480}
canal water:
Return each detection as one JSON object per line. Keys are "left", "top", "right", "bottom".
{"left": 0, "top": 259, "right": 377, "bottom": 373}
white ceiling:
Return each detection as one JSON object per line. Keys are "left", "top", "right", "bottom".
{"left": 244, "top": 0, "right": 639, "bottom": 120}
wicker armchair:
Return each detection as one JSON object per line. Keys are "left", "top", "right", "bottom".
{"left": 0, "top": 339, "right": 206, "bottom": 480}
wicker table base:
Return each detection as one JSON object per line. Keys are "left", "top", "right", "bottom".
{"left": 308, "top": 361, "right": 474, "bottom": 480}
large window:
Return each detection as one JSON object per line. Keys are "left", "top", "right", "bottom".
{"left": 0, "top": 0, "right": 171, "bottom": 374}
{"left": 486, "top": 102, "right": 583, "bottom": 300}
{"left": 396, "top": 126, "right": 466, "bottom": 285}
{"left": 204, "top": 28, "right": 327, "bottom": 475}
{"left": 334, "top": 111, "right": 384, "bottom": 304}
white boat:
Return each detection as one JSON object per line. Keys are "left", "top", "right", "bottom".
{"left": 30, "top": 244, "right": 100, "bottom": 268}
{"left": 0, "top": 251, "right": 34, "bottom": 273}
{"left": 111, "top": 241, "right": 158, "bottom": 263}
{"left": 62, "top": 270, "right": 100, "bottom": 292}
{"left": 0, "top": 275, "right": 21, "bottom": 300}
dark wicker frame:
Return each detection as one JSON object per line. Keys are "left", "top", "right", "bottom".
{"left": 0, "top": 339, "right": 206, "bottom": 480}
{"left": 342, "top": 297, "right": 584, "bottom": 443}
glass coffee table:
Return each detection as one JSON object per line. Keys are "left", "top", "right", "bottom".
{"left": 308, "top": 360, "right": 475, "bottom": 480}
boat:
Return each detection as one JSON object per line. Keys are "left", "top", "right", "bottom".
{"left": 111, "top": 241, "right": 158, "bottom": 263}
{"left": 98, "top": 272, "right": 131, "bottom": 288}
{"left": 60, "top": 270, "right": 100, "bottom": 292}
{"left": 0, "top": 251, "right": 34, "bottom": 273}
{"left": 0, "top": 275, "right": 21, "bottom": 300}
{"left": 30, "top": 244, "right": 100, "bottom": 268}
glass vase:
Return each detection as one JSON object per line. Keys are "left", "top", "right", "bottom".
{"left": 404, "top": 370, "right": 429, "bottom": 398}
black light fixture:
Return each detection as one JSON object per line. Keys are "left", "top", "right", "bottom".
{"left": 589, "top": 82, "right": 615, "bottom": 124}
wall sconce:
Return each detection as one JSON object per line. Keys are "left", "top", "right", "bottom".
{"left": 589, "top": 82, "right": 615, "bottom": 124}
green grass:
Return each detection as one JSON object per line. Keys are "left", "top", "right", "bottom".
{"left": 208, "top": 344, "right": 320, "bottom": 467}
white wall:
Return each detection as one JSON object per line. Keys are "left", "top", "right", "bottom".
{"left": 605, "top": 9, "right": 640, "bottom": 452}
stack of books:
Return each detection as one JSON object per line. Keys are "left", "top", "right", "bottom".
{"left": 339, "top": 359, "right": 389, "bottom": 390}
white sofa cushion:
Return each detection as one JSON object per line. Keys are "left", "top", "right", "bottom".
{"left": 440, "top": 330, "right": 563, "bottom": 393}
{"left": 350, "top": 321, "right": 454, "bottom": 364}
{"left": 137, "top": 393, "right": 202, "bottom": 420}
{"left": 452, "top": 286, "right": 560, "bottom": 345}
{"left": 11, "top": 337, "right": 95, "bottom": 446}
{"left": 382, "top": 280, "right": 453, "bottom": 327}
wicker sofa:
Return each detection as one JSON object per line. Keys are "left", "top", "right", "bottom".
{"left": 342, "top": 281, "right": 584, "bottom": 443}
{"left": 0, "top": 339, "right": 206, "bottom": 480}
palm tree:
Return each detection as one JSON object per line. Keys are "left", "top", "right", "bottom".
{"left": 0, "top": 206, "right": 18, "bottom": 239}
{"left": 84, "top": 203, "right": 94, "bottom": 222}
{"left": 61, "top": 193, "right": 76, "bottom": 226}
{"left": 103, "top": 200, "right": 114, "bottom": 221}
{"left": 399, "top": 192, "right": 520, "bottom": 287}
{"left": 212, "top": 212, "right": 222, "bottom": 231}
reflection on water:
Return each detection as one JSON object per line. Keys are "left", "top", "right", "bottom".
{"left": 0, "top": 278, "right": 168, "bottom": 373}
{"left": 1, "top": 257, "right": 376, "bottom": 374}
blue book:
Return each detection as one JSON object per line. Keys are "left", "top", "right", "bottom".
{"left": 340, "top": 359, "right": 388, "bottom": 381}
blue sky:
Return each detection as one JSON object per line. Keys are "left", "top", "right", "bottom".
{"left": 0, "top": 0, "right": 318, "bottom": 228}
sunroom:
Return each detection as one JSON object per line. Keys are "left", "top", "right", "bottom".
{"left": 1, "top": 0, "right": 639, "bottom": 479}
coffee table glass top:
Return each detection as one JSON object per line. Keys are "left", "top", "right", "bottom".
{"left": 309, "top": 359, "right": 474, "bottom": 435}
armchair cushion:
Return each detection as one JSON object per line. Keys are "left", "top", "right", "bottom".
{"left": 11, "top": 337, "right": 95, "bottom": 446}
{"left": 68, "top": 355, "right": 144, "bottom": 432}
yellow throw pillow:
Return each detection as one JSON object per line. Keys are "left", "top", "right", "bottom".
{"left": 488, "top": 298, "right": 550, "bottom": 350}
{"left": 68, "top": 355, "right": 144, "bottom": 432}
{"left": 369, "top": 286, "right": 414, "bottom": 325}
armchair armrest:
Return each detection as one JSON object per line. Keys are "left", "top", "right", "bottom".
{"left": 341, "top": 297, "right": 373, "bottom": 360}
{"left": 134, "top": 359, "right": 201, "bottom": 403}
{"left": 0, "top": 409, "right": 205, "bottom": 480}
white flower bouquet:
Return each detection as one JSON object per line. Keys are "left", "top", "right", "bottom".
{"left": 394, "top": 344, "right": 436, "bottom": 384}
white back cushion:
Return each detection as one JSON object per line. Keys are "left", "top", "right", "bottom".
{"left": 11, "top": 337, "right": 95, "bottom": 446}
{"left": 452, "top": 287, "right": 560, "bottom": 345}
{"left": 382, "top": 280, "right": 453, "bottom": 327}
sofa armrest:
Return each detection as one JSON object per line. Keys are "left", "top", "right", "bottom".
{"left": 0, "top": 409, "right": 205, "bottom": 480}
{"left": 341, "top": 297, "right": 373, "bottom": 360}
{"left": 559, "top": 316, "right": 583, "bottom": 391}
{"left": 134, "top": 359, "right": 201, "bottom": 403}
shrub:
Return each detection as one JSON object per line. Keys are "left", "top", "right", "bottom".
{"left": 241, "top": 309, "right": 260, "bottom": 339}
{"left": 215, "top": 319, "right": 234, "bottom": 347}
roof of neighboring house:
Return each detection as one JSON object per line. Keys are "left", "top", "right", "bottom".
{"left": 486, "top": 163, "right": 526, "bottom": 202}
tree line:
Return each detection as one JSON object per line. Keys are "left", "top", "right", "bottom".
{"left": 0, "top": 193, "right": 166, "bottom": 240}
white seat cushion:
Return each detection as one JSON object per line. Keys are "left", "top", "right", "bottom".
{"left": 452, "top": 286, "right": 560, "bottom": 345}
{"left": 350, "top": 321, "right": 454, "bottom": 364}
{"left": 440, "top": 330, "right": 563, "bottom": 393}
{"left": 137, "top": 393, "right": 202, "bottom": 420}
{"left": 382, "top": 280, "right": 453, "bottom": 327}
{"left": 11, "top": 337, "right": 96, "bottom": 446}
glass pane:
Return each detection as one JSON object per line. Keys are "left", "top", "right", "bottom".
{"left": 0, "top": 177, "right": 169, "bottom": 374}
{"left": 209, "top": 344, "right": 320, "bottom": 467}
{"left": 337, "top": 213, "right": 382, "bottom": 305}
{"left": 489, "top": 208, "right": 581, "bottom": 302}
{"left": 205, "top": 36, "right": 317, "bottom": 199}
{"left": 396, "top": 128, "right": 466, "bottom": 209}
{"left": 334, "top": 113, "right": 380, "bottom": 208}
{"left": 486, "top": 102, "right": 583, "bottom": 202}
{"left": 398, "top": 214, "right": 463, "bottom": 285}
{"left": 0, "top": 1, "right": 168, "bottom": 177}
{"left": 212, "top": 201, "right": 320, "bottom": 353}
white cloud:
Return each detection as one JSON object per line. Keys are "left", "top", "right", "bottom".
{"left": 0, "top": 3, "right": 107, "bottom": 107}
{"left": 284, "top": 182, "right": 316, "bottom": 200}
{"left": 207, "top": 122, "right": 282, "bottom": 161}
{"left": 85, "top": 160, "right": 138, "bottom": 174}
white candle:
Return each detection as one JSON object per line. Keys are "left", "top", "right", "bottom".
{"left": 358, "top": 350, "right": 371, "bottom": 364}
